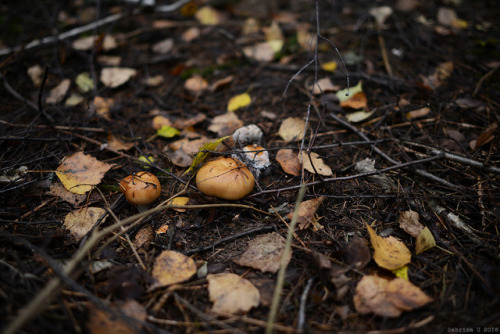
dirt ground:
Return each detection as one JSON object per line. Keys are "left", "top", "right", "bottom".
{"left": 1, "top": 0, "right": 499, "bottom": 333}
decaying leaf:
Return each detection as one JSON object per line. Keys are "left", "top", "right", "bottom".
{"left": 366, "top": 223, "right": 411, "bottom": 270}
{"left": 312, "top": 77, "right": 339, "bottom": 95}
{"left": 227, "top": 93, "right": 252, "bottom": 112}
{"left": 406, "top": 107, "right": 431, "bottom": 119}
{"left": 420, "top": 61, "right": 454, "bottom": 90}
{"left": 279, "top": 117, "right": 306, "bottom": 142}
{"left": 56, "top": 152, "right": 112, "bottom": 194}
{"left": 94, "top": 96, "right": 114, "bottom": 120}
{"left": 152, "top": 38, "right": 174, "bottom": 54}
{"left": 341, "top": 92, "right": 368, "bottom": 110}
{"left": 150, "top": 250, "right": 196, "bottom": 290}
{"left": 276, "top": 149, "right": 301, "bottom": 176}
{"left": 298, "top": 151, "right": 333, "bottom": 176}
{"left": 64, "top": 207, "right": 106, "bottom": 242}
{"left": 208, "top": 112, "right": 243, "bottom": 137}
{"left": 235, "top": 232, "right": 290, "bottom": 273}
{"left": 210, "top": 75, "right": 234, "bottom": 92}
{"left": 87, "top": 300, "right": 146, "bottom": 334}
{"left": 207, "top": 273, "right": 260, "bottom": 314}
{"left": 107, "top": 133, "right": 134, "bottom": 151}
{"left": 100, "top": 67, "right": 137, "bottom": 88}
{"left": 415, "top": 227, "right": 436, "bottom": 254}
{"left": 342, "top": 236, "right": 371, "bottom": 269}
{"left": 310, "top": 252, "right": 351, "bottom": 300}
{"left": 471, "top": 123, "right": 497, "bottom": 150}
{"left": 243, "top": 42, "right": 276, "bottom": 62}
{"left": 385, "top": 277, "right": 433, "bottom": 310}
{"left": 398, "top": 210, "right": 424, "bottom": 238}
{"left": 133, "top": 224, "right": 154, "bottom": 250}
{"left": 47, "top": 182, "right": 87, "bottom": 207}
{"left": 287, "top": 197, "right": 325, "bottom": 230}
{"left": 46, "top": 79, "right": 71, "bottom": 104}
{"left": 354, "top": 275, "right": 401, "bottom": 317}
{"left": 184, "top": 75, "right": 208, "bottom": 93}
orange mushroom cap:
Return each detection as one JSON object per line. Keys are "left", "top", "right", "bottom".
{"left": 119, "top": 172, "right": 161, "bottom": 206}
{"left": 196, "top": 157, "right": 254, "bottom": 200}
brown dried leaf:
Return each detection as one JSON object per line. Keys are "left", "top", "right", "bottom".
{"left": 87, "top": 300, "right": 146, "bottom": 334}
{"left": 150, "top": 250, "right": 196, "bottom": 289}
{"left": 386, "top": 278, "right": 433, "bottom": 311}
{"left": 208, "top": 112, "right": 243, "bottom": 137}
{"left": 47, "top": 182, "right": 87, "bottom": 207}
{"left": 406, "top": 107, "right": 431, "bottom": 119}
{"left": 46, "top": 79, "right": 71, "bottom": 104}
{"left": 472, "top": 123, "right": 497, "bottom": 150}
{"left": 56, "top": 152, "right": 112, "bottom": 194}
{"left": 133, "top": 225, "right": 154, "bottom": 250}
{"left": 152, "top": 115, "right": 172, "bottom": 130}
{"left": 366, "top": 223, "right": 411, "bottom": 270}
{"left": 343, "top": 236, "right": 371, "bottom": 269}
{"left": 287, "top": 197, "right": 325, "bottom": 230}
{"left": 94, "top": 96, "right": 114, "bottom": 121}
{"left": 235, "top": 232, "right": 290, "bottom": 273}
{"left": 107, "top": 133, "right": 134, "bottom": 151}
{"left": 279, "top": 117, "right": 306, "bottom": 142}
{"left": 298, "top": 151, "right": 333, "bottom": 176}
{"left": 173, "top": 113, "right": 207, "bottom": 129}
{"left": 354, "top": 275, "right": 402, "bottom": 317}
{"left": 340, "top": 92, "right": 367, "bottom": 109}
{"left": 207, "top": 273, "right": 260, "bottom": 314}
{"left": 100, "top": 67, "right": 137, "bottom": 88}
{"left": 398, "top": 210, "right": 424, "bottom": 238}
{"left": 276, "top": 149, "right": 301, "bottom": 176}
{"left": 64, "top": 207, "right": 106, "bottom": 242}
{"left": 184, "top": 75, "right": 209, "bottom": 93}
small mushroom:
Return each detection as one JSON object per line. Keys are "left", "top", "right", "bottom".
{"left": 196, "top": 157, "right": 254, "bottom": 200}
{"left": 120, "top": 171, "right": 161, "bottom": 211}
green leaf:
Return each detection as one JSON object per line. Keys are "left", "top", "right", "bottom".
{"left": 157, "top": 125, "right": 180, "bottom": 138}
{"left": 186, "top": 136, "right": 230, "bottom": 173}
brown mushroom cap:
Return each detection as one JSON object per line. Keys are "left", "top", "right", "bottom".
{"left": 196, "top": 157, "right": 255, "bottom": 200}
{"left": 119, "top": 172, "right": 161, "bottom": 205}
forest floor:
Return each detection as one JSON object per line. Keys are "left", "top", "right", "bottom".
{"left": 1, "top": 0, "right": 499, "bottom": 333}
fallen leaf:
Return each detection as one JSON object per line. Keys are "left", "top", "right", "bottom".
{"left": 398, "top": 210, "right": 424, "bottom": 238}
{"left": 47, "top": 182, "right": 87, "bottom": 207}
{"left": 312, "top": 77, "right": 339, "bottom": 95}
{"left": 471, "top": 123, "right": 497, "bottom": 150}
{"left": 287, "top": 197, "right": 325, "bottom": 230}
{"left": 227, "top": 93, "right": 252, "bottom": 112}
{"left": 27, "top": 64, "right": 44, "bottom": 87}
{"left": 415, "top": 227, "right": 436, "bottom": 254}
{"left": 370, "top": 6, "right": 393, "bottom": 26}
{"left": 107, "top": 133, "right": 134, "bottom": 151}
{"left": 64, "top": 207, "right": 106, "bottom": 242}
{"left": 321, "top": 61, "right": 338, "bottom": 72}
{"left": 342, "top": 237, "right": 371, "bottom": 269}
{"left": 346, "top": 109, "right": 373, "bottom": 122}
{"left": 235, "top": 232, "right": 290, "bottom": 273}
{"left": 72, "top": 35, "right": 117, "bottom": 51}
{"left": 94, "top": 96, "right": 114, "bottom": 120}
{"left": 393, "top": 265, "right": 409, "bottom": 280}
{"left": 243, "top": 42, "right": 276, "bottom": 62}
{"left": 385, "top": 277, "right": 433, "bottom": 310}
{"left": 144, "top": 75, "right": 164, "bottom": 87}
{"left": 100, "top": 67, "right": 137, "bottom": 88}
{"left": 207, "top": 273, "right": 260, "bottom": 314}
{"left": 366, "top": 223, "right": 411, "bottom": 270}
{"left": 437, "top": 7, "right": 467, "bottom": 29}
{"left": 354, "top": 275, "right": 402, "bottom": 317}
{"left": 340, "top": 92, "right": 368, "bottom": 110}
{"left": 150, "top": 250, "right": 196, "bottom": 289}
{"left": 157, "top": 125, "right": 180, "bottom": 138}
{"left": 264, "top": 21, "right": 284, "bottom": 52}
{"left": 76, "top": 72, "right": 94, "bottom": 93}
{"left": 181, "top": 27, "right": 200, "bottom": 42}
{"left": 56, "top": 152, "right": 112, "bottom": 194}
{"left": 297, "top": 23, "right": 315, "bottom": 51}
{"left": 152, "top": 115, "right": 172, "bottom": 130}
{"left": 420, "top": 61, "right": 453, "bottom": 90}
{"left": 406, "top": 107, "right": 431, "bottom": 119}
{"left": 46, "top": 79, "right": 71, "bottom": 104}
{"left": 299, "top": 151, "right": 333, "bottom": 176}
{"left": 184, "top": 75, "right": 208, "bottom": 93}
{"left": 65, "top": 93, "right": 84, "bottom": 107}
{"left": 173, "top": 113, "right": 207, "bottom": 129}
{"left": 133, "top": 225, "right": 154, "bottom": 249}
{"left": 186, "top": 136, "right": 231, "bottom": 173}
{"left": 87, "top": 300, "right": 146, "bottom": 334}
{"left": 242, "top": 17, "right": 260, "bottom": 35}
{"left": 208, "top": 112, "right": 243, "bottom": 137}
{"left": 336, "top": 81, "right": 363, "bottom": 103}
{"left": 195, "top": 6, "right": 223, "bottom": 25}
{"left": 210, "top": 75, "right": 234, "bottom": 92}
{"left": 166, "top": 196, "right": 190, "bottom": 212}
{"left": 279, "top": 117, "right": 306, "bottom": 142}
{"left": 152, "top": 38, "right": 174, "bottom": 54}
{"left": 276, "top": 149, "right": 301, "bottom": 176}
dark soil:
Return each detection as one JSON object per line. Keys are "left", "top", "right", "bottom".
{"left": 1, "top": 0, "right": 499, "bottom": 333}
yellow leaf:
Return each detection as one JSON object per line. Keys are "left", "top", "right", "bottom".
{"left": 392, "top": 266, "right": 409, "bottom": 280}
{"left": 366, "top": 223, "right": 411, "bottom": 270}
{"left": 186, "top": 136, "right": 230, "bottom": 173}
{"left": 150, "top": 250, "right": 196, "bottom": 289}
{"left": 195, "top": 6, "right": 221, "bottom": 25}
{"left": 321, "top": 61, "right": 338, "bottom": 72}
{"left": 336, "top": 81, "right": 363, "bottom": 103}
{"left": 415, "top": 227, "right": 436, "bottom": 254}
{"left": 56, "top": 152, "right": 112, "bottom": 194}
{"left": 138, "top": 155, "right": 154, "bottom": 168}
{"left": 227, "top": 93, "right": 251, "bottom": 112}
{"left": 157, "top": 125, "right": 180, "bottom": 138}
